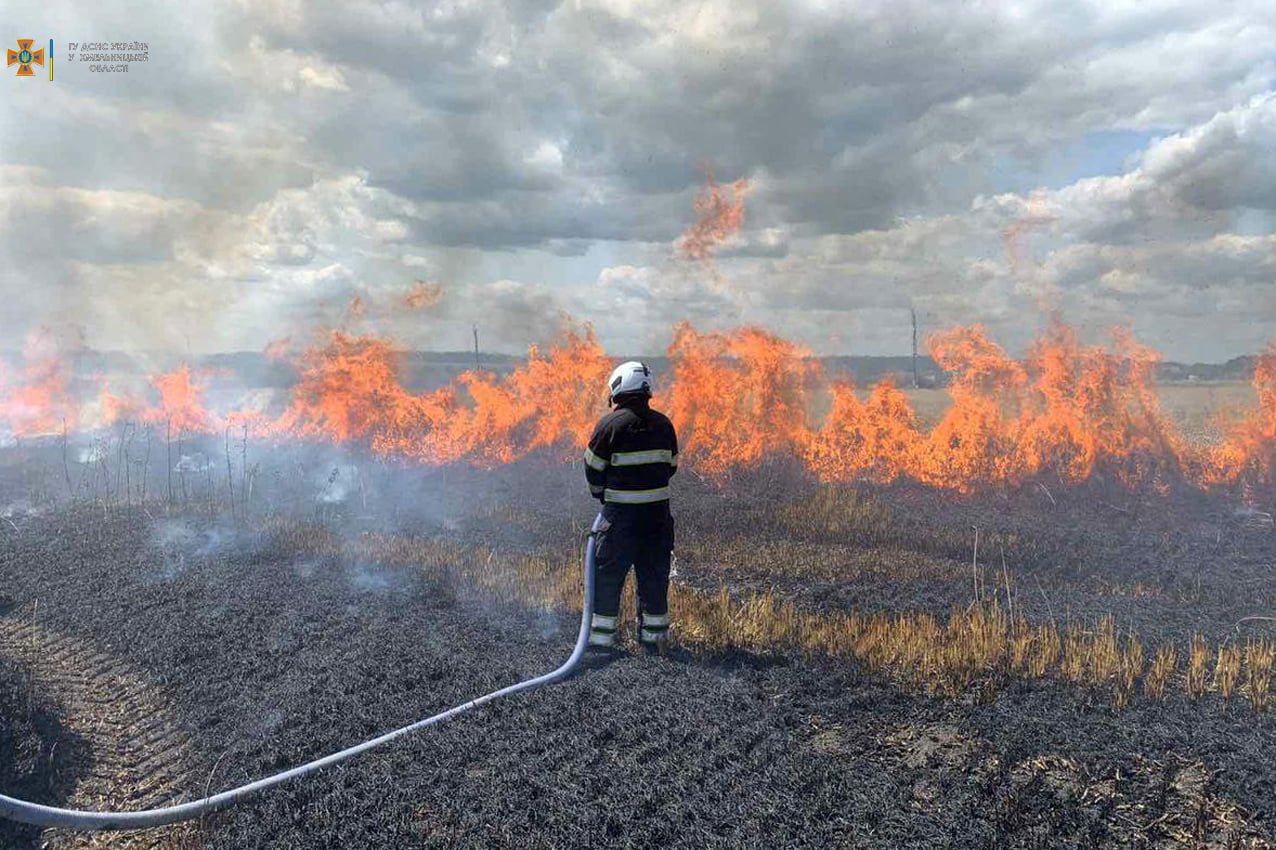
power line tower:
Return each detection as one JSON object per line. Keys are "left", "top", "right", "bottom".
{"left": 472, "top": 323, "right": 480, "bottom": 371}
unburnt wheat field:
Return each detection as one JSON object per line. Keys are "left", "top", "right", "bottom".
{"left": 2, "top": 325, "right": 1276, "bottom": 849}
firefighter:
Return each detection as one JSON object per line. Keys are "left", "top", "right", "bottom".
{"left": 584, "top": 360, "right": 678, "bottom": 654}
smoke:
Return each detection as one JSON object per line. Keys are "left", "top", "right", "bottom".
{"left": 436, "top": 279, "right": 571, "bottom": 349}
{"left": 148, "top": 518, "right": 265, "bottom": 579}
{"left": 292, "top": 560, "right": 319, "bottom": 580}
{"left": 75, "top": 445, "right": 103, "bottom": 464}
{"left": 0, "top": 499, "right": 39, "bottom": 519}
{"left": 174, "top": 453, "right": 214, "bottom": 474}
{"left": 343, "top": 562, "right": 411, "bottom": 595}
{"left": 315, "top": 463, "right": 362, "bottom": 505}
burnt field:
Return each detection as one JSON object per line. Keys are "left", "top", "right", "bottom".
{"left": 0, "top": 445, "right": 1275, "bottom": 849}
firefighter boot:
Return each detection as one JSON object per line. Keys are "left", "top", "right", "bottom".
{"left": 638, "top": 611, "right": 670, "bottom": 657}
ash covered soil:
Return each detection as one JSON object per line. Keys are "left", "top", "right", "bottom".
{"left": 603, "top": 469, "right": 1276, "bottom": 645}
{"left": 0, "top": 500, "right": 1275, "bottom": 849}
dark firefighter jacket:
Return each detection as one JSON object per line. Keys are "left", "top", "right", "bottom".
{"left": 583, "top": 396, "right": 678, "bottom": 504}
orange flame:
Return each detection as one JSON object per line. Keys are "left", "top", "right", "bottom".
{"left": 144, "top": 365, "right": 218, "bottom": 434}
{"left": 667, "top": 323, "right": 818, "bottom": 475}
{"left": 267, "top": 324, "right": 610, "bottom": 466}
{"left": 97, "top": 380, "right": 146, "bottom": 428}
{"left": 0, "top": 329, "right": 78, "bottom": 437}
{"left": 264, "top": 338, "right": 291, "bottom": 361}
{"left": 802, "top": 378, "right": 923, "bottom": 485}
{"left": 269, "top": 332, "right": 418, "bottom": 445}
{"left": 804, "top": 323, "right": 1191, "bottom": 493}
{"left": 1003, "top": 201, "right": 1055, "bottom": 279}
{"left": 917, "top": 325, "right": 1029, "bottom": 490}
{"left": 404, "top": 280, "right": 444, "bottom": 311}
{"left": 1207, "top": 345, "right": 1276, "bottom": 487}
{"left": 7, "top": 316, "right": 1276, "bottom": 498}
{"left": 385, "top": 325, "right": 610, "bottom": 465}
{"left": 677, "top": 170, "right": 749, "bottom": 263}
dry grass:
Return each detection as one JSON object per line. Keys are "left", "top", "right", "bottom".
{"left": 1115, "top": 634, "right": 1143, "bottom": 711}
{"left": 1245, "top": 637, "right": 1274, "bottom": 713}
{"left": 1031, "top": 625, "right": 1061, "bottom": 679}
{"left": 1061, "top": 624, "right": 1088, "bottom": 685}
{"left": 268, "top": 520, "right": 1273, "bottom": 713}
{"left": 1145, "top": 643, "right": 1176, "bottom": 701}
{"left": 1215, "top": 643, "right": 1242, "bottom": 702}
{"left": 1188, "top": 634, "right": 1210, "bottom": 699}
{"left": 1009, "top": 618, "right": 1033, "bottom": 673}
{"left": 1091, "top": 617, "right": 1121, "bottom": 688}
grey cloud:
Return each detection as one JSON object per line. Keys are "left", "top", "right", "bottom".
{"left": 717, "top": 227, "right": 790, "bottom": 259}
{"left": 3, "top": 0, "right": 1276, "bottom": 361}
{"left": 1141, "top": 95, "right": 1276, "bottom": 212}
{"left": 213, "top": 0, "right": 1276, "bottom": 250}
{"left": 583, "top": 264, "right": 739, "bottom": 352}
{"left": 1047, "top": 235, "right": 1276, "bottom": 294}
{"left": 1017, "top": 95, "right": 1276, "bottom": 245}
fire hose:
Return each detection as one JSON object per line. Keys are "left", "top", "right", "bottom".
{"left": 0, "top": 514, "right": 602, "bottom": 831}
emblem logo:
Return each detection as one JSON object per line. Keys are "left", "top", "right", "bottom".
{"left": 7, "top": 39, "right": 45, "bottom": 77}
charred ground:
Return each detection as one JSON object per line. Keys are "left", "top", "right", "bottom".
{"left": 0, "top": 455, "right": 1274, "bottom": 848}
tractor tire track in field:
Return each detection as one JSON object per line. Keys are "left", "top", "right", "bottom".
{"left": 0, "top": 602, "right": 198, "bottom": 850}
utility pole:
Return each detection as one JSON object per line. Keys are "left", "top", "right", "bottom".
{"left": 472, "top": 323, "right": 480, "bottom": 371}
{"left": 910, "top": 306, "right": 919, "bottom": 389}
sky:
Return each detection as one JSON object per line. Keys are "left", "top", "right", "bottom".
{"left": 1, "top": 0, "right": 1274, "bottom": 361}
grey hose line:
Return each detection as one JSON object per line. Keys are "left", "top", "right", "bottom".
{"left": 0, "top": 513, "right": 602, "bottom": 831}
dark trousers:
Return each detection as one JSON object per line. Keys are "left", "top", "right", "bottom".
{"left": 592, "top": 502, "right": 674, "bottom": 620}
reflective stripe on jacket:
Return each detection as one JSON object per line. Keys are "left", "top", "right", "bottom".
{"left": 583, "top": 398, "right": 678, "bottom": 505}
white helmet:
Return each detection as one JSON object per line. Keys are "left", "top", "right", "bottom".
{"left": 607, "top": 360, "right": 653, "bottom": 403}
